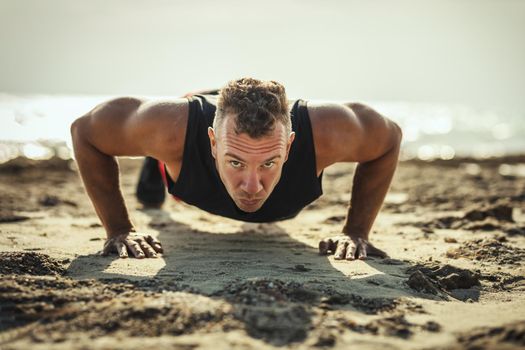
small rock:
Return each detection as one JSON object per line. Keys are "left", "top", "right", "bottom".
{"left": 423, "top": 321, "right": 441, "bottom": 332}
{"left": 314, "top": 331, "right": 336, "bottom": 347}
{"left": 407, "top": 270, "right": 441, "bottom": 295}
{"left": 0, "top": 213, "right": 30, "bottom": 223}
{"left": 464, "top": 204, "right": 513, "bottom": 222}
{"left": 293, "top": 264, "right": 310, "bottom": 272}
{"left": 39, "top": 195, "right": 60, "bottom": 206}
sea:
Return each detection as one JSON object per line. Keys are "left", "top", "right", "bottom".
{"left": 1, "top": 93, "right": 524, "bottom": 166}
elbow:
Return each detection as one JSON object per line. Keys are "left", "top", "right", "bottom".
{"left": 384, "top": 121, "right": 402, "bottom": 159}
{"left": 70, "top": 115, "right": 90, "bottom": 148}
{"left": 70, "top": 117, "right": 80, "bottom": 139}
{"left": 393, "top": 121, "right": 403, "bottom": 146}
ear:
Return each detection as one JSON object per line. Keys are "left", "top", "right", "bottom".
{"left": 284, "top": 131, "right": 295, "bottom": 162}
{"left": 208, "top": 127, "right": 217, "bottom": 159}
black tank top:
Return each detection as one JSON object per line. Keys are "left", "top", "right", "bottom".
{"left": 164, "top": 94, "right": 323, "bottom": 222}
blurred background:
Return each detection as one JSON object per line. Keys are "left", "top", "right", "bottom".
{"left": 1, "top": 0, "right": 524, "bottom": 162}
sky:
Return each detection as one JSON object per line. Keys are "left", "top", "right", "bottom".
{"left": 0, "top": 0, "right": 524, "bottom": 113}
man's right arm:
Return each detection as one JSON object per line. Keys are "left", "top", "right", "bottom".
{"left": 70, "top": 96, "right": 188, "bottom": 258}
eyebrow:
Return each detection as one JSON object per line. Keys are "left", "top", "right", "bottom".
{"left": 225, "top": 153, "right": 282, "bottom": 163}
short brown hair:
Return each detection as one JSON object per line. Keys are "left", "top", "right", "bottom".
{"left": 214, "top": 77, "right": 290, "bottom": 138}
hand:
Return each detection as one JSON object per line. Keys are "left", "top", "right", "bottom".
{"left": 102, "top": 233, "right": 163, "bottom": 259}
{"left": 318, "top": 235, "right": 387, "bottom": 260}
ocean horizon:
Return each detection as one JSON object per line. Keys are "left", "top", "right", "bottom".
{"left": 1, "top": 93, "right": 524, "bottom": 164}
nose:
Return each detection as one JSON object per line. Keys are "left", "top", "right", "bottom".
{"left": 241, "top": 169, "right": 263, "bottom": 195}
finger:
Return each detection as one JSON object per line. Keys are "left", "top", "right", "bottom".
{"left": 345, "top": 241, "right": 357, "bottom": 260}
{"left": 319, "top": 238, "right": 335, "bottom": 255}
{"left": 327, "top": 238, "right": 337, "bottom": 252}
{"left": 358, "top": 244, "right": 367, "bottom": 260}
{"left": 137, "top": 239, "right": 158, "bottom": 258}
{"left": 145, "top": 235, "right": 164, "bottom": 254}
{"left": 319, "top": 239, "right": 331, "bottom": 255}
{"left": 116, "top": 241, "right": 128, "bottom": 258}
{"left": 334, "top": 241, "right": 348, "bottom": 260}
{"left": 125, "top": 239, "right": 145, "bottom": 259}
{"left": 102, "top": 239, "right": 115, "bottom": 256}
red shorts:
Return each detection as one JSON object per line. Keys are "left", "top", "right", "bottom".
{"left": 155, "top": 160, "right": 180, "bottom": 202}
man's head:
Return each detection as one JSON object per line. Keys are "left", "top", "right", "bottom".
{"left": 208, "top": 77, "right": 295, "bottom": 213}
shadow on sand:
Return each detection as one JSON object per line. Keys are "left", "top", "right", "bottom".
{"left": 65, "top": 206, "right": 474, "bottom": 345}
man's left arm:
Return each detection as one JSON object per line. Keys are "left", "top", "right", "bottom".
{"left": 308, "top": 102, "right": 402, "bottom": 260}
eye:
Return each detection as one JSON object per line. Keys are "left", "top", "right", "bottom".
{"left": 262, "top": 161, "right": 275, "bottom": 168}
{"left": 229, "top": 160, "right": 243, "bottom": 168}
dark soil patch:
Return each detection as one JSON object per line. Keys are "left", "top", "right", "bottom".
{"left": 0, "top": 275, "right": 136, "bottom": 332}
{"left": 217, "top": 279, "right": 320, "bottom": 305}
{"left": 30, "top": 294, "right": 234, "bottom": 341}
{"left": 446, "top": 238, "right": 525, "bottom": 265}
{"left": 0, "top": 156, "right": 73, "bottom": 174}
{"left": 480, "top": 272, "right": 525, "bottom": 292}
{"left": 464, "top": 204, "right": 514, "bottom": 222}
{"left": 235, "top": 304, "right": 311, "bottom": 346}
{"left": 441, "top": 320, "right": 525, "bottom": 350}
{"left": 413, "top": 204, "right": 521, "bottom": 233}
{"left": 324, "top": 215, "right": 346, "bottom": 224}
{"left": 0, "top": 274, "right": 238, "bottom": 342}
{"left": 320, "top": 292, "right": 398, "bottom": 315}
{"left": 216, "top": 278, "right": 398, "bottom": 315}
{"left": 333, "top": 313, "right": 441, "bottom": 340}
{"left": 0, "top": 211, "right": 29, "bottom": 223}
{"left": 0, "top": 275, "right": 315, "bottom": 347}
{"left": 366, "top": 314, "right": 415, "bottom": 339}
{"left": 0, "top": 252, "right": 66, "bottom": 275}
{"left": 38, "top": 195, "right": 77, "bottom": 207}
{"left": 406, "top": 263, "right": 480, "bottom": 300}
{"left": 506, "top": 227, "right": 525, "bottom": 236}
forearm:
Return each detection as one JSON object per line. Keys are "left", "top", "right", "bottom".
{"left": 343, "top": 142, "right": 400, "bottom": 239}
{"left": 72, "top": 127, "right": 135, "bottom": 238}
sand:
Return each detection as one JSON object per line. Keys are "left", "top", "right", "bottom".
{"left": 0, "top": 156, "right": 524, "bottom": 349}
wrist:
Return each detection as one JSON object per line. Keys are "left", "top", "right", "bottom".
{"left": 106, "top": 226, "right": 136, "bottom": 239}
{"left": 342, "top": 224, "right": 368, "bottom": 240}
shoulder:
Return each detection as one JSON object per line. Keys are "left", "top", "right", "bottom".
{"left": 76, "top": 97, "right": 189, "bottom": 162}
{"left": 133, "top": 98, "right": 189, "bottom": 133}
{"left": 307, "top": 101, "right": 402, "bottom": 168}
{"left": 132, "top": 98, "right": 189, "bottom": 162}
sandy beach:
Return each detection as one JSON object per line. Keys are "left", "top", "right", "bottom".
{"left": 1, "top": 156, "right": 524, "bottom": 349}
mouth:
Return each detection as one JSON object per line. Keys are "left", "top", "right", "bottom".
{"left": 239, "top": 198, "right": 262, "bottom": 206}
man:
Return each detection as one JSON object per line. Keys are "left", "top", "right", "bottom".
{"left": 71, "top": 78, "right": 402, "bottom": 261}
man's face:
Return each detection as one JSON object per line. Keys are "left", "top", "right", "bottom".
{"left": 208, "top": 117, "right": 295, "bottom": 213}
